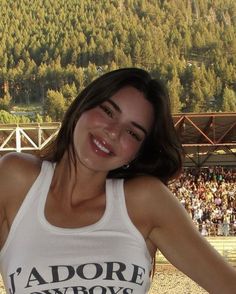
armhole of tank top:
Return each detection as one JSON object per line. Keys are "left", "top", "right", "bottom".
{"left": 114, "top": 179, "right": 152, "bottom": 263}
{"left": 0, "top": 161, "right": 50, "bottom": 260}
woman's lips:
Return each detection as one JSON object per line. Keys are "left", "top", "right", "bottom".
{"left": 89, "top": 134, "right": 115, "bottom": 156}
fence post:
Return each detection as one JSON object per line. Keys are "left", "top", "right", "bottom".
{"left": 16, "top": 127, "right": 21, "bottom": 152}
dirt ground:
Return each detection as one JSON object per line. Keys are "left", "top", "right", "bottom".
{"left": 0, "top": 264, "right": 207, "bottom": 294}
{"left": 149, "top": 264, "right": 207, "bottom": 294}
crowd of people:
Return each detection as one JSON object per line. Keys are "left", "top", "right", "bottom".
{"left": 170, "top": 166, "right": 236, "bottom": 237}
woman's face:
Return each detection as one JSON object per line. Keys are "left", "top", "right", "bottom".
{"left": 73, "top": 86, "right": 154, "bottom": 173}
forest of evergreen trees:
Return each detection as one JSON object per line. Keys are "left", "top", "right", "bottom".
{"left": 0, "top": 0, "right": 235, "bottom": 122}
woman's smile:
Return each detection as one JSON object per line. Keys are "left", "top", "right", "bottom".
{"left": 89, "top": 134, "right": 115, "bottom": 157}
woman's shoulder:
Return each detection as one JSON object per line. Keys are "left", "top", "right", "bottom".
{"left": 123, "top": 176, "right": 169, "bottom": 213}
{"left": 0, "top": 152, "right": 42, "bottom": 177}
{"left": 124, "top": 175, "right": 169, "bottom": 200}
{"left": 124, "top": 176, "right": 180, "bottom": 222}
{"left": 0, "top": 152, "right": 42, "bottom": 203}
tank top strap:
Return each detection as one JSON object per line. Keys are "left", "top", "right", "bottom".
{"left": 13, "top": 160, "right": 55, "bottom": 218}
{"left": 36, "top": 160, "right": 55, "bottom": 205}
{"left": 29, "top": 160, "right": 55, "bottom": 204}
{"left": 105, "top": 178, "right": 125, "bottom": 215}
{"left": 107, "top": 178, "right": 128, "bottom": 213}
{"left": 106, "top": 178, "right": 152, "bottom": 248}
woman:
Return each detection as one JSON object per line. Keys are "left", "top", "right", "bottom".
{"left": 0, "top": 68, "right": 235, "bottom": 294}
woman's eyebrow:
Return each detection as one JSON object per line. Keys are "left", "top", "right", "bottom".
{"left": 131, "top": 122, "right": 148, "bottom": 136}
{"left": 107, "top": 99, "right": 121, "bottom": 113}
{"left": 107, "top": 99, "right": 148, "bottom": 136}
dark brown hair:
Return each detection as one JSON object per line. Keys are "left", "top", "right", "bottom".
{"left": 41, "top": 68, "right": 183, "bottom": 184}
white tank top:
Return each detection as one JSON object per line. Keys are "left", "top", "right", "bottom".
{"left": 0, "top": 161, "right": 152, "bottom": 294}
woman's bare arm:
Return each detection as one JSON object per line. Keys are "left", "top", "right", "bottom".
{"left": 143, "top": 177, "right": 236, "bottom": 293}
{"left": 0, "top": 152, "right": 41, "bottom": 248}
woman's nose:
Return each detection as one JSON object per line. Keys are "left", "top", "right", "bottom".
{"left": 105, "top": 123, "right": 121, "bottom": 140}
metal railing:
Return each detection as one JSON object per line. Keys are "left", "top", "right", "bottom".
{"left": 197, "top": 222, "right": 236, "bottom": 237}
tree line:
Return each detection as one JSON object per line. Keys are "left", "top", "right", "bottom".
{"left": 0, "top": 0, "right": 236, "bottom": 123}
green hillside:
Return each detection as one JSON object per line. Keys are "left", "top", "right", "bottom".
{"left": 0, "top": 0, "right": 236, "bottom": 121}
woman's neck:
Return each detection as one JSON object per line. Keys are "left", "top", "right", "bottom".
{"left": 50, "top": 152, "right": 107, "bottom": 206}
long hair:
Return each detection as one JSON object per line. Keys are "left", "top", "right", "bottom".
{"left": 41, "top": 68, "right": 183, "bottom": 184}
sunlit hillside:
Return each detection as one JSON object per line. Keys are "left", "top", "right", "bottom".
{"left": 0, "top": 0, "right": 235, "bottom": 123}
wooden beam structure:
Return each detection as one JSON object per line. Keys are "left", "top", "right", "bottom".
{"left": 1, "top": 113, "right": 236, "bottom": 167}
{"left": 173, "top": 113, "right": 236, "bottom": 167}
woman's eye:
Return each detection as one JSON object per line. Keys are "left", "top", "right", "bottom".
{"left": 99, "top": 105, "right": 113, "bottom": 118}
{"left": 127, "top": 129, "right": 142, "bottom": 142}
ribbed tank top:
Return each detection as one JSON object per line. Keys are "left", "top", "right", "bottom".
{"left": 0, "top": 161, "right": 152, "bottom": 294}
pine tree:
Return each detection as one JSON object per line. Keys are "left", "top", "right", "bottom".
{"left": 61, "top": 83, "right": 77, "bottom": 106}
{"left": 0, "top": 92, "right": 12, "bottom": 111}
{"left": 44, "top": 90, "right": 65, "bottom": 121}
{"left": 167, "top": 73, "right": 183, "bottom": 113}
{"left": 222, "top": 87, "right": 236, "bottom": 112}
